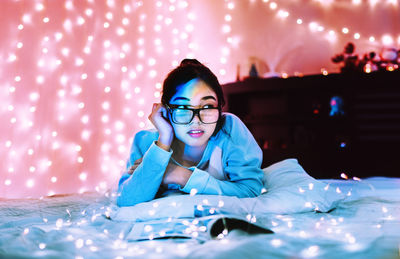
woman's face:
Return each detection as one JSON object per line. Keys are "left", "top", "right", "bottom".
{"left": 168, "top": 78, "right": 218, "bottom": 148}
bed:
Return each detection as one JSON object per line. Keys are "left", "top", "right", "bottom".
{"left": 1, "top": 159, "right": 399, "bottom": 258}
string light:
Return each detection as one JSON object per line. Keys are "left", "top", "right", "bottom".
{"left": 0, "top": 0, "right": 398, "bottom": 198}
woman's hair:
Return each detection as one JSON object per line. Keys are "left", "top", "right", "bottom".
{"left": 161, "top": 59, "right": 226, "bottom": 135}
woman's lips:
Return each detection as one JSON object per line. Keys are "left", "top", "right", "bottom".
{"left": 188, "top": 129, "right": 204, "bottom": 138}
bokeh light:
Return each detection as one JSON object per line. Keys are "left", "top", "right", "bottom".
{"left": 0, "top": 0, "right": 398, "bottom": 198}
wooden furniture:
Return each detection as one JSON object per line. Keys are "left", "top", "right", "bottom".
{"left": 222, "top": 71, "right": 400, "bottom": 179}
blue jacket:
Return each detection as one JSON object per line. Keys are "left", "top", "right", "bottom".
{"left": 117, "top": 113, "right": 264, "bottom": 207}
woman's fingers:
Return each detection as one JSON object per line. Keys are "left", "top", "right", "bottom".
{"left": 148, "top": 103, "right": 174, "bottom": 148}
{"left": 128, "top": 158, "right": 143, "bottom": 174}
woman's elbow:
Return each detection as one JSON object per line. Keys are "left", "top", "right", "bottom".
{"left": 116, "top": 194, "right": 132, "bottom": 207}
{"left": 116, "top": 190, "right": 153, "bottom": 207}
{"left": 244, "top": 180, "right": 264, "bottom": 197}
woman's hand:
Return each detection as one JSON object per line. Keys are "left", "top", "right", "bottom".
{"left": 162, "top": 162, "right": 192, "bottom": 187}
{"left": 127, "top": 157, "right": 143, "bottom": 174}
{"left": 148, "top": 103, "right": 174, "bottom": 151}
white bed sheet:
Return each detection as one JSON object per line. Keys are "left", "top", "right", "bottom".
{"left": 0, "top": 177, "right": 399, "bottom": 259}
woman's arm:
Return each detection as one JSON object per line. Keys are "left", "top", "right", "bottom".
{"left": 117, "top": 132, "right": 172, "bottom": 207}
{"left": 179, "top": 152, "right": 264, "bottom": 197}
{"left": 180, "top": 114, "right": 264, "bottom": 197}
{"left": 118, "top": 103, "right": 175, "bottom": 207}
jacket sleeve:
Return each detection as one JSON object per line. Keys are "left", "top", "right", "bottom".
{"left": 116, "top": 131, "right": 172, "bottom": 207}
{"left": 180, "top": 115, "right": 264, "bottom": 197}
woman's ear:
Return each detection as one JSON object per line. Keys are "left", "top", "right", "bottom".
{"left": 161, "top": 105, "right": 168, "bottom": 120}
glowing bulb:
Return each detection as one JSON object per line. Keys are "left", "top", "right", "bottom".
{"left": 26, "top": 179, "right": 35, "bottom": 188}
{"left": 65, "top": 1, "right": 73, "bottom": 10}
{"left": 81, "top": 115, "right": 89, "bottom": 124}
{"left": 136, "top": 64, "right": 143, "bottom": 72}
{"left": 63, "top": 19, "right": 72, "bottom": 31}
{"left": 169, "top": 5, "right": 176, "bottom": 12}
{"left": 36, "top": 76, "right": 44, "bottom": 84}
{"left": 22, "top": 14, "right": 31, "bottom": 24}
{"left": 85, "top": 8, "right": 93, "bottom": 16}
{"left": 297, "top": 19, "right": 303, "bottom": 24}
{"left": 277, "top": 10, "right": 289, "bottom": 18}
{"left": 185, "top": 24, "right": 194, "bottom": 32}
{"left": 55, "top": 32, "right": 63, "bottom": 41}
{"left": 309, "top": 22, "right": 318, "bottom": 32}
{"left": 79, "top": 172, "right": 88, "bottom": 181}
{"left": 342, "top": 27, "right": 349, "bottom": 34}
{"left": 116, "top": 27, "right": 125, "bottom": 36}
{"left": 29, "top": 92, "right": 40, "bottom": 101}
{"left": 96, "top": 71, "right": 105, "bottom": 79}
{"left": 61, "top": 48, "right": 70, "bottom": 56}
{"left": 149, "top": 70, "right": 157, "bottom": 78}
{"left": 102, "top": 102, "right": 110, "bottom": 110}
{"left": 138, "top": 25, "right": 145, "bottom": 32}
{"left": 270, "top": 2, "right": 277, "bottom": 9}
{"left": 77, "top": 16, "right": 85, "bottom": 25}
{"left": 154, "top": 38, "right": 162, "bottom": 45}
{"left": 271, "top": 239, "right": 282, "bottom": 247}
{"left": 101, "top": 115, "right": 109, "bottom": 123}
{"left": 35, "top": 3, "right": 44, "bottom": 11}
{"left": 37, "top": 59, "right": 45, "bottom": 67}
{"left": 75, "top": 57, "right": 84, "bottom": 66}
{"left": 354, "top": 33, "right": 360, "bottom": 39}
{"left": 222, "top": 24, "right": 231, "bottom": 34}
{"left": 106, "top": 12, "right": 113, "bottom": 20}
{"left": 115, "top": 121, "right": 125, "bottom": 131}
{"left": 382, "top": 34, "right": 394, "bottom": 46}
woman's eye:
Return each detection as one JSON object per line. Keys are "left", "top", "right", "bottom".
{"left": 202, "top": 105, "right": 215, "bottom": 109}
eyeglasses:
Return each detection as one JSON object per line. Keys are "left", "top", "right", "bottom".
{"left": 166, "top": 104, "right": 220, "bottom": 125}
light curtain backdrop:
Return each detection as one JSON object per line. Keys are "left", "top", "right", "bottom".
{"left": 0, "top": 0, "right": 398, "bottom": 198}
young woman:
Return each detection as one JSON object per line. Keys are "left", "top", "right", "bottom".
{"left": 117, "top": 59, "right": 264, "bottom": 207}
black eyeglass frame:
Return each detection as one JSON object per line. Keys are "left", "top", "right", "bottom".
{"left": 165, "top": 104, "right": 220, "bottom": 125}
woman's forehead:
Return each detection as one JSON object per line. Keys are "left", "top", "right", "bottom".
{"left": 173, "top": 78, "right": 217, "bottom": 101}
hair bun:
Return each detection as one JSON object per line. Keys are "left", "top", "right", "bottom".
{"left": 180, "top": 58, "right": 202, "bottom": 66}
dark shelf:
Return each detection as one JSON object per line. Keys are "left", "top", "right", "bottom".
{"left": 222, "top": 71, "right": 400, "bottom": 179}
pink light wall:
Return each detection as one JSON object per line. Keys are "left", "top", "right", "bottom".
{"left": 0, "top": 0, "right": 399, "bottom": 198}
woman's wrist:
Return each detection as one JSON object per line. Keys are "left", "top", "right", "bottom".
{"left": 157, "top": 135, "right": 173, "bottom": 150}
{"left": 176, "top": 167, "right": 192, "bottom": 187}
{"left": 156, "top": 140, "right": 171, "bottom": 151}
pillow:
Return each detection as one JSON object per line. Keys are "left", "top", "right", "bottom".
{"left": 256, "top": 158, "right": 345, "bottom": 214}
{"left": 110, "top": 159, "right": 345, "bottom": 221}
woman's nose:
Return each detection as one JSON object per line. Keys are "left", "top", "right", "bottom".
{"left": 191, "top": 113, "right": 201, "bottom": 124}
